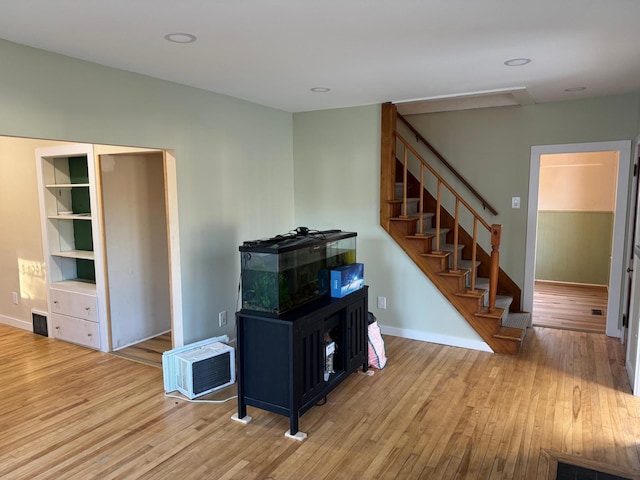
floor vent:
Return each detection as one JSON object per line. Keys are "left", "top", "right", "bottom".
{"left": 557, "top": 461, "right": 631, "bottom": 479}
{"left": 539, "top": 450, "right": 640, "bottom": 480}
{"left": 591, "top": 309, "right": 604, "bottom": 316}
{"left": 32, "top": 311, "right": 48, "bottom": 336}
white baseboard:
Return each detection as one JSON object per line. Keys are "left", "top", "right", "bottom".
{"left": 0, "top": 314, "right": 33, "bottom": 331}
{"left": 379, "top": 325, "right": 493, "bottom": 353}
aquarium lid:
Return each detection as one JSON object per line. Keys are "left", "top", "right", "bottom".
{"left": 239, "top": 229, "right": 356, "bottom": 253}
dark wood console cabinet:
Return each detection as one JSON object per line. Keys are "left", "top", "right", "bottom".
{"left": 234, "top": 286, "right": 368, "bottom": 439}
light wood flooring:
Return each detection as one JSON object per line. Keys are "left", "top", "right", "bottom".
{"left": 1, "top": 324, "right": 639, "bottom": 479}
{"left": 533, "top": 280, "right": 608, "bottom": 334}
{"left": 111, "top": 332, "right": 172, "bottom": 367}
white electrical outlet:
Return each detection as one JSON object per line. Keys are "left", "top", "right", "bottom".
{"left": 377, "top": 296, "right": 387, "bottom": 309}
{"left": 12, "top": 292, "right": 18, "bottom": 305}
{"left": 219, "top": 310, "right": 227, "bottom": 327}
{"left": 511, "top": 196, "right": 521, "bottom": 209}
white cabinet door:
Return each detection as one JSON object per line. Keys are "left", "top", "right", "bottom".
{"left": 51, "top": 313, "right": 100, "bottom": 349}
{"left": 50, "top": 288, "right": 98, "bottom": 322}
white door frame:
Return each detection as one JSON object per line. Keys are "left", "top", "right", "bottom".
{"left": 524, "top": 140, "right": 632, "bottom": 338}
{"left": 94, "top": 145, "right": 184, "bottom": 349}
{"left": 626, "top": 135, "right": 640, "bottom": 394}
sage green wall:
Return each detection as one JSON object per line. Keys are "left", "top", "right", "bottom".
{"left": 0, "top": 39, "right": 294, "bottom": 344}
{"left": 292, "top": 105, "right": 488, "bottom": 350}
{"left": 536, "top": 211, "right": 613, "bottom": 285}
{"left": 407, "top": 94, "right": 640, "bottom": 290}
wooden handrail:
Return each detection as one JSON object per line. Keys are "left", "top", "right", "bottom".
{"left": 396, "top": 132, "right": 492, "bottom": 231}
{"left": 396, "top": 112, "right": 499, "bottom": 216}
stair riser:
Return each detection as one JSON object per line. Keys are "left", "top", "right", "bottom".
{"left": 457, "top": 295, "right": 484, "bottom": 311}
{"left": 406, "top": 237, "right": 435, "bottom": 255}
{"left": 437, "top": 273, "right": 467, "bottom": 291}
{"left": 422, "top": 255, "right": 448, "bottom": 271}
{"left": 389, "top": 219, "right": 417, "bottom": 237}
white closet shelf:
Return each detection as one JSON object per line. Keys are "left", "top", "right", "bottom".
{"left": 48, "top": 213, "right": 92, "bottom": 220}
{"left": 51, "top": 279, "right": 96, "bottom": 293}
{"left": 45, "top": 183, "right": 90, "bottom": 188}
{"left": 51, "top": 250, "right": 95, "bottom": 260}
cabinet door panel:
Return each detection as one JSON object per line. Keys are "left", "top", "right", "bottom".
{"left": 51, "top": 313, "right": 100, "bottom": 349}
{"left": 50, "top": 288, "right": 97, "bottom": 322}
{"left": 345, "top": 299, "right": 367, "bottom": 373}
{"left": 299, "top": 318, "right": 325, "bottom": 405}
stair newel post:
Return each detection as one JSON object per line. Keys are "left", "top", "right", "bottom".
{"left": 379, "top": 103, "right": 396, "bottom": 230}
{"left": 418, "top": 163, "right": 425, "bottom": 235}
{"left": 434, "top": 181, "right": 442, "bottom": 253}
{"left": 401, "top": 146, "right": 409, "bottom": 219}
{"left": 451, "top": 198, "right": 460, "bottom": 272}
{"left": 469, "top": 217, "right": 478, "bottom": 293}
{"left": 488, "top": 225, "right": 501, "bottom": 313}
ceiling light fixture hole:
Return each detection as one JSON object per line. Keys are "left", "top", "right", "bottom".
{"left": 165, "top": 33, "right": 197, "bottom": 44}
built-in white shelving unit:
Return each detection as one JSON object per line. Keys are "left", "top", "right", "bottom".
{"left": 36, "top": 144, "right": 108, "bottom": 351}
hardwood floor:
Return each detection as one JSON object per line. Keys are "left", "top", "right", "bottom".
{"left": 1, "top": 324, "right": 639, "bottom": 479}
{"left": 111, "top": 332, "right": 172, "bottom": 367}
{"left": 533, "top": 280, "right": 608, "bottom": 334}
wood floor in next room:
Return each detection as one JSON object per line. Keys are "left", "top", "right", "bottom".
{"left": 111, "top": 332, "right": 171, "bottom": 367}
{"left": 1, "top": 323, "right": 639, "bottom": 479}
{"left": 533, "top": 280, "right": 608, "bottom": 334}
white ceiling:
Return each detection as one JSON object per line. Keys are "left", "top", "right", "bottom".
{"left": 1, "top": 0, "right": 640, "bottom": 113}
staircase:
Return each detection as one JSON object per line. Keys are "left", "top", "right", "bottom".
{"left": 380, "top": 103, "right": 531, "bottom": 355}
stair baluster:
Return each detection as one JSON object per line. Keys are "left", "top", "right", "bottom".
{"left": 401, "top": 147, "right": 409, "bottom": 219}
{"left": 451, "top": 199, "right": 460, "bottom": 272}
{"left": 470, "top": 218, "right": 478, "bottom": 293}
{"left": 489, "top": 225, "right": 502, "bottom": 312}
{"left": 434, "top": 181, "right": 442, "bottom": 253}
{"left": 418, "top": 163, "right": 425, "bottom": 235}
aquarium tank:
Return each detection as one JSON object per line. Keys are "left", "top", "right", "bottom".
{"left": 239, "top": 229, "right": 357, "bottom": 315}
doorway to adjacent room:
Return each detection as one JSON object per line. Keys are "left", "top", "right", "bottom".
{"left": 524, "top": 141, "right": 632, "bottom": 338}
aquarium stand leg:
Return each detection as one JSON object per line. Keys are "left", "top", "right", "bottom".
{"left": 231, "top": 413, "right": 252, "bottom": 425}
{"left": 284, "top": 430, "right": 307, "bottom": 441}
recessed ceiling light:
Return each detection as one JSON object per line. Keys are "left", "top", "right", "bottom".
{"left": 164, "top": 33, "right": 197, "bottom": 44}
{"left": 504, "top": 58, "right": 531, "bottom": 67}
{"left": 564, "top": 86, "right": 587, "bottom": 92}
{"left": 310, "top": 87, "right": 331, "bottom": 93}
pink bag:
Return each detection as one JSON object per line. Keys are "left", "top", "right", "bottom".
{"left": 367, "top": 316, "right": 387, "bottom": 369}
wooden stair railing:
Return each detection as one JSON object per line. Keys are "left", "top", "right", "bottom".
{"left": 396, "top": 130, "right": 501, "bottom": 312}
{"left": 380, "top": 102, "right": 527, "bottom": 354}
{"left": 396, "top": 112, "right": 499, "bottom": 216}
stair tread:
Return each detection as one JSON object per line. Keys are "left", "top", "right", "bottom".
{"left": 406, "top": 234, "right": 435, "bottom": 240}
{"left": 503, "top": 312, "right": 532, "bottom": 329}
{"left": 495, "top": 296, "right": 513, "bottom": 310}
{"left": 475, "top": 307, "right": 505, "bottom": 320}
{"left": 424, "top": 228, "right": 450, "bottom": 235}
{"left": 441, "top": 243, "right": 464, "bottom": 253}
{"left": 422, "top": 251, "right": 450, "bottom": 259}
{"left": 389, "top": 198, "right": 420, "bottom": 204}
{"left": 438, "top": 269, "right": 467, "bottom": 278}
{"left": 456, "top": 289, "right": 487, "bottom": 299}
{"left": 493, "top": 326, "right": 525, "bottom": 342}
{"left": 458, "top": 259, "right": 481, "bottom": 269}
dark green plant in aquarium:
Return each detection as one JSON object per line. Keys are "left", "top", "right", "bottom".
{"left": 244, "top": 271, "right": 292, "bottom": 313}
